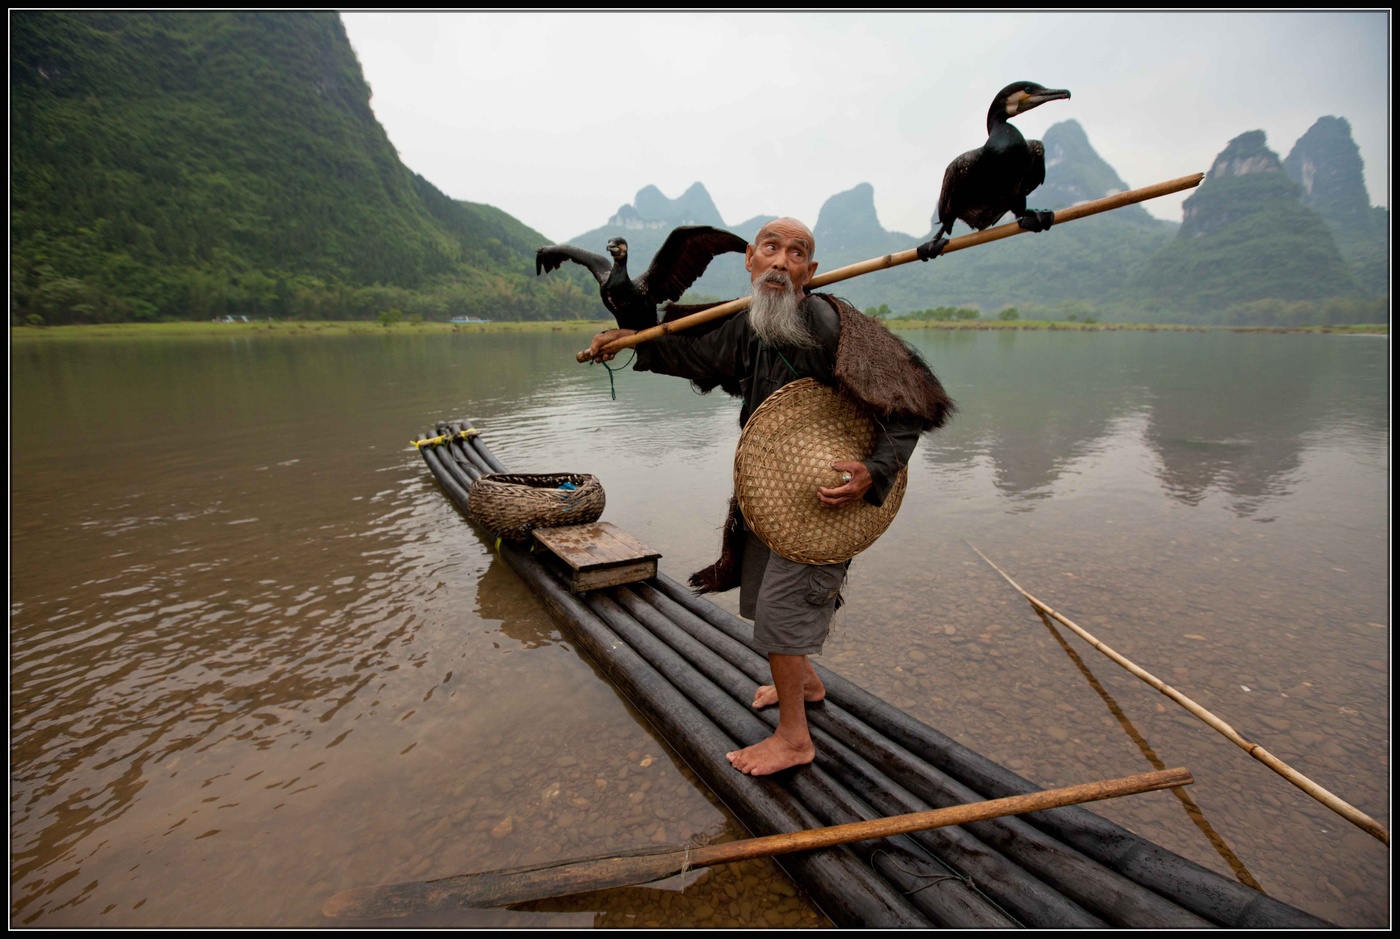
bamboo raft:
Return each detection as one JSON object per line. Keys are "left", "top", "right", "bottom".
{"left": 413, "top": 419, "right": 1334, "bottom": 929}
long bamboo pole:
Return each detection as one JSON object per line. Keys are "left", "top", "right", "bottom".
{"left": 968, "top": 544, "right": 1390, "bottom": 847}
{"left": 576, "top": 172, "right": 1205, "bottom": 363}
{"left": 322, "top": 767, "right": 1192, "bottom": 918}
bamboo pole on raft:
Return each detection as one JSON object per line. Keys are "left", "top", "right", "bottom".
{"left": 323, "top": 768, "right": 1193, "bottom": 918}
{"left": 576, "top": 172, "right": 1206, "bottom": 363}
{"left": 968, "top": 544, "right": 1390, "bottom": 847}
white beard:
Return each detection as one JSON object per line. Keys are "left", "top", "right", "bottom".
{"left": 748, "top": 272, "right": 816, "bottom": 349}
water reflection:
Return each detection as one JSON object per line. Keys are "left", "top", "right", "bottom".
{"left": 476, "top": 552, "right": 563, "bottom": 651}
{"left": 915, "top": 330, "right": 1132, "bottom": 505}
{"left": 1139, "top": 337, "right": 1384, "bottom": 519}
{"left": 902, "top": 330, "right": 1388, "bottom": 519}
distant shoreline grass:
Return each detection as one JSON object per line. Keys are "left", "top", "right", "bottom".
{"left": 8, "top": 318, "right": 1388, "bottom": 342}
{"left": 883, "top": 319, "right": 1388, "bottom": 335}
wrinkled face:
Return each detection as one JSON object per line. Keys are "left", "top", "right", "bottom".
{"left": 607, "top": 238, "right": 627, "bottom": 260}
{"left": 744, "top": 218, "right": 817, "bottom": 294}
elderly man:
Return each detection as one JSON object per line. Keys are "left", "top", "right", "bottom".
{"left": 589, "top": 218, "right": 953, "bottom": 775}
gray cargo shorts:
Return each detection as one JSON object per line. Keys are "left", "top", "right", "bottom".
{"left": 739, "top": 532, "right": 848, "bottom": 656}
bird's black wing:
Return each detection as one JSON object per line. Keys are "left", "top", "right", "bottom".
{"left": 536, "top": 244, "right": 612, "bottom": 284}
{"left": 936, "top": 148, "right": 980, "bottom": 237}
{"left": 1019, "top": 139, "right": 1048, "bottom": 197}
{"left": 637, "top": 226, "right": 748, "bottom": 305}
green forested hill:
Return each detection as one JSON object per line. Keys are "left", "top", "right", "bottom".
{"left": 1131, "top": 171, "right": 1359, "bottom": 318}
{"left": 1284, "top": 117, "right": 1390, "bottom": 298}
{"left": 1127, "top": 131, "right": 1372, "bottom": 325}
{"left": 10, "top": 11, "right": 601, "bottom": 324}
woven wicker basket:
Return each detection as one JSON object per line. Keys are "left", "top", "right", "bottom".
{"left": 468, "top": 473, "right": 605, "bottom": 541}
{"left": 735, "top": 378, "right": 907, "bottom": 565}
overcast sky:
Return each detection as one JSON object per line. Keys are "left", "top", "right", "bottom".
{"left": 339, "top": 11, "right": 1390, "bottom": 245}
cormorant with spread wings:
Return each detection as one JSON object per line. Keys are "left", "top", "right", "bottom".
{"left": 536, "top": 225, "right": 747, "bottom": 331}
{"left": 918, "top": 82, "right": 1071, "bottom": 261}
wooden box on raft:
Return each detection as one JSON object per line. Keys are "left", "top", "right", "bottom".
{"left": 532, "top": 522, "right": 661, "bottom": 593}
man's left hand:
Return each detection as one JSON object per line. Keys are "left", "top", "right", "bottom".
{"left": 587, "top": 328, "right": 635, "bottom": 362}
{"left": 817, "top": 461, "right": 872, "bottom": 507}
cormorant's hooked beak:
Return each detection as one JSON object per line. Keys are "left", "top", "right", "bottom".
{"left": 1015, "top": 88, "right": 1071, "bottom": 114}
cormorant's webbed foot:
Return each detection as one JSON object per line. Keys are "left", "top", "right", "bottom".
{"left": 1017, "top": 210, "right": 1055, "bottom": 233}
{"left": 916, "top": 236, "right": 948, "bottom": 262}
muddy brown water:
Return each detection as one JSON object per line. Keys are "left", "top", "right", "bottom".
{"left": 9, "top": 328, "right": 1389, "bottom": 927}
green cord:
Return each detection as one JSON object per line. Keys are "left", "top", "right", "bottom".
{"left": 774, "top": 347, "right": 802, "bottom": 380}
{"left": 600, "top": 351, "right": 636, "bottom": 400}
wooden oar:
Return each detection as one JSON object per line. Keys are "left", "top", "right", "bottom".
{"left": 322, "top": 766, "right": 1192, "bottom": 919}
{"left": 969, "top": 544, "right": 1391, "bottom": 847}
{"left": 575, "top": 173, "right": 1205, "bottom": 363}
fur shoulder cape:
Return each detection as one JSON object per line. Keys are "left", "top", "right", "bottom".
{"left": 820, "top": 293, "right": 955, "bottom": 430}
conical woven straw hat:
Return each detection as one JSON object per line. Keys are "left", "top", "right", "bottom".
{"left": 735, "top": 378, "right": 907, "bottom": 565}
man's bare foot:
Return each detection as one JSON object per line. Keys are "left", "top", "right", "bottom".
{"left": 752, "top": 677, "right": 825, "bottom": 709}
{"left": 726, "top": 732, "right": 815, "bottom": 775}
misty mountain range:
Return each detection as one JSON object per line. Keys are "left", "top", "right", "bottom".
{"left": 563, "top": 117, "right": 1387, "bottom": 322}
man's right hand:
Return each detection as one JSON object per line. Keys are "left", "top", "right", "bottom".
{"left": 588, "top": 328, "right": 635, "bottom": 362}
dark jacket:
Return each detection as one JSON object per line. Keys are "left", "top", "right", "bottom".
{"left": 634, "top": 295, "right": 924, "bottom": 507}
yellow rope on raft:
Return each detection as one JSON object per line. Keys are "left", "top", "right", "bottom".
{"left": 410, "top": 428, "right": 481, "bottom": 449}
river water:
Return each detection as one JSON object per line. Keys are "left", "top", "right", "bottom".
{"left": 9, "top": 326, "right": 1390, "bottom": 928}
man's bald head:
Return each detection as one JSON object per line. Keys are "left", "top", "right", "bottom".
{"left": 755, "top": 217, "right": 816, "bottom": 257}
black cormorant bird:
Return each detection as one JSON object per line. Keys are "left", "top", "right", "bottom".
{"left": 918, "top": 81, "right": 1071, "bottom": 261}
{"left": 536, "top": 225, "right": 747, "bottom": 331}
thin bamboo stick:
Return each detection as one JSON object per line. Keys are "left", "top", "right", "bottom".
{"left": 968, "top": 544, "right": 1390, "bottom": 847}
{"left": 1029, "top": 605, "right": 1263, "bottom": 890}
{"left": 576, "top": 173, "right": 1205, "bottom": 363}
